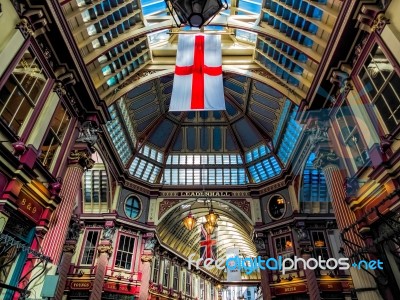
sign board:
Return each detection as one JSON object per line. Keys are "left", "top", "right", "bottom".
{"left": 40, "top": 275, "right": 59, "bottom": 297}
{"left": 226, "top": 248, "right": 241, "bottom": 281}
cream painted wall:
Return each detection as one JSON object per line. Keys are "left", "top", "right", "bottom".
{"left": 0, "top": 1, "right": 24, "bottom": 77}
{"left": 382, "top": 1, "right": 400, "bottom": 65}
{"left": 0, "top": 0, "right": 20, "bottom": 52}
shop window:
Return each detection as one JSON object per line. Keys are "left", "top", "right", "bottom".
{"left": 336, "top": 103, "right": 369, "bottom": 170}
{"left": 200, "top": 279, "right": 205, "bottom": 300}
{"left": 80, "top": 230, "right": 99, "bottom": 265}
{"left": 358, "top": 44, "right": 400, "bottom": 133}
{"left": 274, "top": 234, "right": 294, "bottom": 259}
{"left": 185, "top": 270, "right": 191, "bottom": 296}
{"left": 0, "top": 49, "right": 47, "bottom": 134}
{"left": 163, "top": 259, "right": 170, "bottom": 287}
{"left": 268, "top": 195, "right": 286, "bottom": 220}
{"left": 39, "top": 102, "right": 71, "bottom": 169}
{"left": 152, "top": 256, "right": 160, "bottom": 283}
{"left": 124, "top": 196, "right": 141, "bottom": 220}
{"left": 311, "top": 231, "right": 329, "bottom": 260}
{"left": 172, "top": 265, "right": 179, "bottom": 290}
{"left": 83, "top": 169, "right": 108, "bottom": 205}
{"left": 0, "top": 244, "right": 18, "bottom": 294}
{"left": 115, "top": 234, "right": 135, "bottom": 270}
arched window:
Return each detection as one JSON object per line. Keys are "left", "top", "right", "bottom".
{"left": 300, "top": 153, "right": 331, "bottom": 213}
{"left": 124, "top": 196, "right": 141, "bottom": 219}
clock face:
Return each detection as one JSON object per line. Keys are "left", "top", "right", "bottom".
{"left": 268, "top": 195, "right": 286, "bottom": 219}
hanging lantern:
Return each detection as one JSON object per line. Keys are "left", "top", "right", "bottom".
{"left": 183, "top": 212, "right": 197, "bottom": 230}
{"left": 165, "top": 0, "right": 228, "bottom": 28}
{"left": 205, "top": 209, "right": 219, "bottom": 226}
{"left": 203, "top": 221, "right": 216, "bottom": 235}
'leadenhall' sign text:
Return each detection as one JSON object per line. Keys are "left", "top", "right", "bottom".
{"left": 180, "top": 191, "right": 231, "bottom": 197}
{"left": 160, "top": 191, "right": 250, "bottom": 197}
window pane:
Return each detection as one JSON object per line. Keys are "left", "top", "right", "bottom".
{"left": 0, "top": 50, "right": 47, "bottom": 133}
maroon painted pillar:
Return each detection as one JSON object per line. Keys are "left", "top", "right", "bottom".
{"left": 139, "top": 250, "right": 153, "bottom": 300}
{"left": 259, "top": 264, "right": 272, "bottom": 300}
{"left": 89, "top": 240, "right": 113, "bottom": 300}
{"left": 299, "top": 249, "right": 320, "bottom": 300}
{"left": 313, "top": 149, "right": 382, "bottom": 300}
{"left": 54, "top": 240, "right": 77, "bottom": 300}
{"left": 41, "top": 147, "right": 94, "bottom": 263}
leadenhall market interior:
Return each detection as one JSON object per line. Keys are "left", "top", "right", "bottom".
{"left": 0, "top": 0, "right": 400, "bottom": 299}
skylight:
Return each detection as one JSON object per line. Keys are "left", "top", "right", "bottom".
{"left": 276, "top": 104, "right": 303, "bottom": 164}
{"left": 106, "top": 104, "right": 133, "bottom": 164}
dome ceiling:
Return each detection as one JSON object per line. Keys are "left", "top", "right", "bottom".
{"left": 61, "top": 0, "right": 342, "bottom": 185}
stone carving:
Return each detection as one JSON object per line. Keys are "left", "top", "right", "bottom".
{"left": 294, "top": 227, "right": 309, "bottom": 241}
{"left": 16, "top": 18, "right": 34, "bottom": 37}
{"left": 53, "top": 82, "right": 67, "bottom": 96}
{"left": 158, "top": 199, "right": 180, "bottom": 218}
{"left": 102, "top": 225, "right": 116, "bottom": 241}
{"left": 371, "top": 13, "right": 389, "bottom": 32}
{"left": 141, "top": 255, "right": 153, "bottom": 263}
{"left": 228, "top": 199, "right": 251, "bottom": 218}
{"left": 255, "top": 238, "right": 266, "bottom": 251}
{"left": 98, "top": 243, "right": 113, "bottom": 256}
{"left": 144, "top": 237, "right": 157, "bottom": 251}
{"left": 307, "top": 120, "right": 329, "bottom": 147}
{"left": 76, "top": 121, "right": 102, "bottom": 146}
{"left": 66, "top": 215, "right": 82, "bottom": 241}
{"left": 313, "top": 150, "right": 339, "bottom": 169}
{"left": 68, "top": 149, "right": 95, "bottom": 170}
{"left": 63, "top": 242, "right": 77, "bottom": 253}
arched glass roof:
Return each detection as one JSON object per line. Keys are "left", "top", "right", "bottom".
{"left": 62, "top": 0, "right": 343, "bottom": 184}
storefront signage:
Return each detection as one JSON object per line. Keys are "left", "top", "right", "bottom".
{"left": 160, "top": 191, "right": 250, "bottom": 197}
{"left": 70, "top": 281, "right": 93, "bottom": 290}
{"left": 17, "top": 191, "right": 43, "bottom": 222}
{"left": 274, "top": 284, "right": 307, "bottom": 295}
{"left": 319, "top": 282, "right": 343, "bottom": 292}
{"left": 103, "top": 282, "right": 139, "bottom": 295}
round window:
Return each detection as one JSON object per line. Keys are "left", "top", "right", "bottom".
{"left": 268, "top": 195, "right": 286, "bottom": 220}
{"left": 125, "top": 196, "right": 141, "bottom": 220}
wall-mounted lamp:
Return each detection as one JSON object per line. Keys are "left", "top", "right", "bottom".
{"left": 77, "top": 270, "right": 84, "bottom": 277}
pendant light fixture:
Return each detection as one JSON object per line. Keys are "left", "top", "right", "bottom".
{"left": 183, "top": 211, "right": 197, "bottom": 230}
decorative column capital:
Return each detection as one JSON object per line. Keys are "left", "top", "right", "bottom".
{"left": 97, "top": 242, "right": 113, "bottom": 257}
{"left": 141, "top": 254, "right": 153, "bottom": 263}
{"left": 63, "top": 241, "right": 77, "bottom": 254}
{"left": 371, "top": 13, "right": 390, "bottom": 33}
{"left": 313, "top": 149, "right": 339, "bottom": 169}
{"left": 68, "top": 149, "right": 95, "bottom": 170}
{"left": 16, "top": 18, "right": 34, "bottom": 37}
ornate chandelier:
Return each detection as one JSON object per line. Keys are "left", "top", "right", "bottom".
{"left": 165, "top": 0, "right": 228, "bottom": 28}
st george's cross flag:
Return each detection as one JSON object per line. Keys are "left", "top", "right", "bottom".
{"left": 169, "top": 34, "right": 226, "bottom": 111}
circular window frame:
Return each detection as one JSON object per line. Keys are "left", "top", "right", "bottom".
{"left": 124, "top": 194, "right": 143, "bottom": 220}
{"left": 267, "top": 194, "right": 287, "bottom": 220}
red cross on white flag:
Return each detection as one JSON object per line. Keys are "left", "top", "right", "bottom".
{"left": 169, "top": 34, "right": 226, "bottom": 111}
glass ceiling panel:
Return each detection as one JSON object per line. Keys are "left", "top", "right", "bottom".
{"left": 162, "top": 168, "right": 248, "bottom": 185}
{"left": 106, "top": 104, "right": 133, "bottom": 164}
{"left": 276, "top": 104, "right": 303, "bottom": 165}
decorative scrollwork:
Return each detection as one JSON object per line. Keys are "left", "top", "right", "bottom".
{"left": 76, "top": 121, "right": 102, "bottom": 147}
{"left": 313, "top": 150, "right": 339, "bottom": 169}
